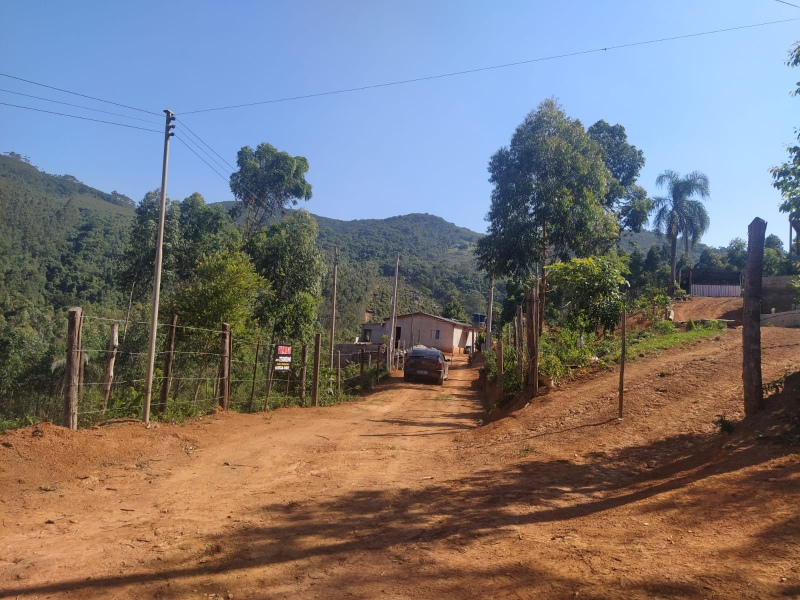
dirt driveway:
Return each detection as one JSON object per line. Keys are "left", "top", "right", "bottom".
{"left": 1, "top": 328, "right": 799, "bottom": 599}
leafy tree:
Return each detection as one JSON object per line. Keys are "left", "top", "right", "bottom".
{"left": 587, "top": 120, "right": 651, "bottom": 232}
{"left": 175, "top": 193, "right": 240, "bottom": 281}
{"left": 230, "top": 143, "right": 312, "bottom": 238}
{"left": 476, "top": 98, "right": 618, "bottom": 280}
{"left": 117, "top": 189, "right": 181, "bottom": 302}
{"left": 763, "top": 248, "right": 786, "bottom": 277}
{"left": 442, "top": 298, "right": 467, "bottom": 322}
{"left": 725, "top": 238, "right": 747, "bottom": 271}
{"left": 547, "top": 255, "right": 629, "bottom": 333}
{"left": 245, "top": 210, "right": 324, "bottom": 343}
{"left": 168, "top": 249, "right": 265, "bottom": 337}
{"left": 652, "top": 170, "right": 711, "bottom": 294}
{"left": 765, "top": 234, "right": 785, "bottom": 252}
{"left": 770, "top": 43, "right": 800, "bottom": 224}
{"left": 696, "top": 248, "right": 725, "bottom": 270}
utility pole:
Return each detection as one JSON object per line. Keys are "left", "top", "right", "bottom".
{"left": 142, "top": 109, "right": 175, "bottom": 424}
{"left": 329, "top": 247, "right": 339, "bottom": 368}
{"left": 386, "top": 255, "right": 400, "bottom": 369}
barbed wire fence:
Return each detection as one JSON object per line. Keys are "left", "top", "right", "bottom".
{"left": 60, "top": 308, "right": 390, "bottom": 429}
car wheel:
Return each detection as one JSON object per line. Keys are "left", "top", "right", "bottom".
{"left": 437, "top": 372, "right": 444, "bottom": 386}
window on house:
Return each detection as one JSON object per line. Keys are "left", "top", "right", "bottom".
{"left": 363, "top": 329, "right": 371, "bottom": 342}
{"left": 431, "top": 329, "right": 441, "bottom": 340}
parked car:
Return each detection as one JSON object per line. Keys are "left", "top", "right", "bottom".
{"left": 403, "top": 346, "right": 450, "bottom": 385}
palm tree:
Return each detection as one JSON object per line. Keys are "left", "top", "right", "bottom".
{"left": 652, "top": 170, "right": 710, "bottom": 294}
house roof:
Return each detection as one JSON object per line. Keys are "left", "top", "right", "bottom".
{"left": 394, "top": 312, "right": 471, "bottom": 328}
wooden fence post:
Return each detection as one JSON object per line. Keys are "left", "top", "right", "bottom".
{"left": 77, "top": 311, "right": 84, "bottom": 406}
{"left": 248, "top": 338, "right": 261, "bottom": 412}
{"left": 496, "top": 339, "right": 503, "bottom": 395}
{"left": 743, "top": 217, "right": 767, "bottom": 415}
{"left": 618, "top": 308, "right": 626, "bottom": 419}
{"left": 299, "top": 344, "right": 308, "bottom": 406}
{"left": 158, "top": 314, "right": 178, "bottom": 415}
{"left": 336, "top": 350, "right": 341, "bottom": 396}
{"left": 100, "top": 322, "right": 119, "bottom": 414}
{"left": 227, "top": 329, "right": 233, "bottom": 406}
{"left": 63, "top": 307, "right": 82, "bottom": 429}
{"left": 360, "top": 347, "right": 365, "bottom": 379}
{"left": 264, "top": 345, "right": 275, "bottom": 411}
{"left": 532, "top": 284, "right": 539, "bottom": 398}
{"left": 312, "top": 333, "right": 322, "bottom": 407}
{"left": 219, "top": 323, "right": 230, "bottom": 410}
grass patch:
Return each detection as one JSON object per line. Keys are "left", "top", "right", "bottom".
{"left": 617, "top": 320, "right": 726, "bottom": 361}
{"left": 438, "top": 393, "right": 453, "bottom": 401}
{"left": 517, "top": 444, "right": 535, "bottom": 456}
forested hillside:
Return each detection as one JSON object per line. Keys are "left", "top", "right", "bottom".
{"left": 0, "top": 153, "right": 495, "bottom": 424}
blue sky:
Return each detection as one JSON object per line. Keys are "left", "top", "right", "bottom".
{"left": 2, "top": 1, "right": 799, "bottom": 249}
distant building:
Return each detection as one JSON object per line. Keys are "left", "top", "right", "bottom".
{"left": 360, "top": 312, "right": 476, "bottom": 355}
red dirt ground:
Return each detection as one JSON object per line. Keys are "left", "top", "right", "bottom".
{"left": 1, "top": 302, "right": 799, "bottom": 599}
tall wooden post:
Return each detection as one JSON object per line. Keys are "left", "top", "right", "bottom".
{"left": 248, "top": 338, "right": 261, "bottom": 412}
{"left": 299, "top": 344, "right": 309, "bottom": 406}
{"left": 618, "top": 308, "right": 627, "bottom": 419}
{"left": 219, "top": 323, "right": 230, "bottom": 410}
{"left": 158, "top": 314, "right": 178, "bottom": 415}
{"left": 360, "top": 347, "right": 365, "bottom": 379}
{"left": 63, "top": 307, "right": 82, "bottom": 429}
{"left": 312, "top": 333, "right": 321, "bottom": 407}
{"left": 100, "top": 322, "right": 119, "bottom": 414}
{"left": 743, "top": 217, "right": 767, "bottom": 415}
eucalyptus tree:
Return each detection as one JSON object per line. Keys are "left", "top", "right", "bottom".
{"left": 229, "top": 142, "right": 312, "bottom": 239}
{"left": 587, "top": 120, "right": 652, "bottom": 232}
{"left": 652, "top": 170, "right": 711, "bottom": 294}
{"left": 476, "top": 98, "right": 618, "bottom": 285}
{"left": 245, "top": 210, "right": 324, "bottom": 344}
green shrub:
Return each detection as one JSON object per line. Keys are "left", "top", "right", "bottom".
{"left": 686, "top": 319, "right": 696, "bottom": 331}
{"left": 653, "top": 320, "right": 676, "bottom": 335}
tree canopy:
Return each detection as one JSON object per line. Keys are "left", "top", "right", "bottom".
{"left": 229, "top": 143, "right": 312, "bottom": 238}
{"left": 476, "top": 98, "right": 618, "bottom": 279}
{"left": 587, "top": 120, "right": 651, "bottom": 232}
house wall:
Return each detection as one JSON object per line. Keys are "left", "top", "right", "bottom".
{"left": 359, "top": 323, "right": 385, "bottom": 343}
{"left": 395, "top": 314, "right": 458, "bottom": 354}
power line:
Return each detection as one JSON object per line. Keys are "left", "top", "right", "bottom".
{"left": 177, "top": 128, "right": 232, "bottom": 176}
{"left": 181, "top": 16, "right": 800, "bottom": 115}
{"left": 0, "top": 101, "right": 162, "bottom": 133}
{"left": 0, "top": 72, "right": 162, "bottom": 117}
{"left": 174, "top": 131, "right": 268, "bottom": 211}
{"left": 0, "top": 88, "right": 162, "bottom": 125}
{"left": 773, "top": 0, "right": 800, "bottom": 9}
{"left": 173, "top": 135, "right": 231, "bottom": 185}
{"left": 176, "top": 117, "right": 237, "bottom": 172}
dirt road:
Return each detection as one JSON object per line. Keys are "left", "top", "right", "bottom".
{"left": 1, "top": 328, "right": 799, "bottom": 599}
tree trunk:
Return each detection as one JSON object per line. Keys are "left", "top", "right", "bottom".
{"left": 669, "top": 234, "right": 678, "bottom": 296}
{"left": 743, "top": 217, "right": 766, "bottom": 416}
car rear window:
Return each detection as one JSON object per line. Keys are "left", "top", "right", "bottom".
{"left": 409, "top": 348, "right": 440, "bottom": 359}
